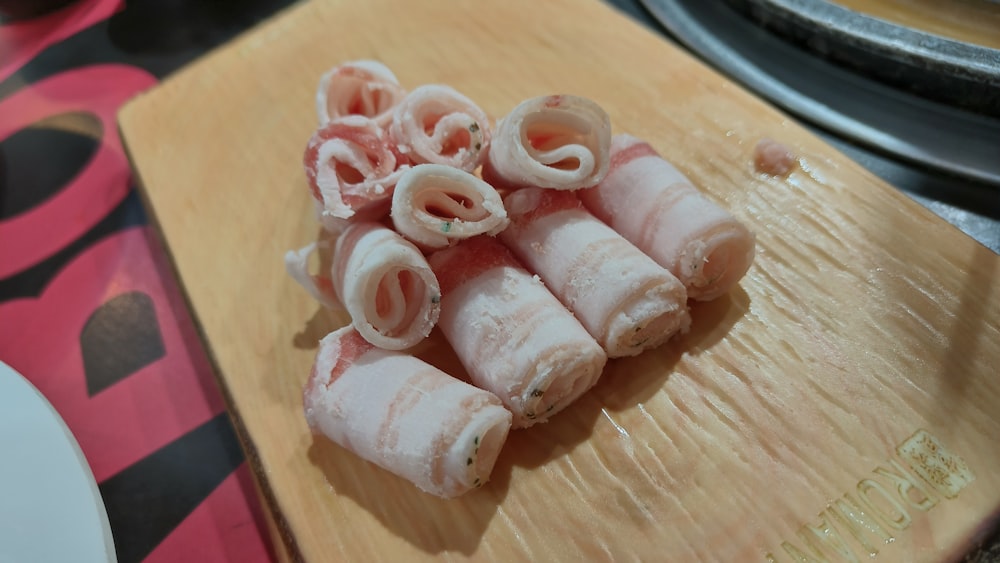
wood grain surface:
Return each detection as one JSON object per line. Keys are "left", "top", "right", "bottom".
{"left": 118, "top": 0, "right": 1000, "bottom": 560}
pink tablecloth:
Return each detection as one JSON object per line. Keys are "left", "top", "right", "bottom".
{"left": 0, "top": 1, "right": 290, "bottom": 560}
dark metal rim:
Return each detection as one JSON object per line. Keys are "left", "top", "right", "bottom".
{"left": 637, "top": 0, "right": 1000, "bottom": 187}
{"left": 753, "top": 0, "right": 1000, "bottom": 80}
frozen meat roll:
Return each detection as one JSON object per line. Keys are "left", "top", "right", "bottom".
{"left": 429, "top": 236, "right": 607, "bottom": 428}
{"left": 482, "top": 94, "right": 611, "bottom": 191}
{"left": 304, "top": 326, "right": 513, "bottom": 498}
{"left": 501, "top": 188, "right": 690, "bottom": 357}
{"left": 333, "top": 222, "right": 440, "bottom": 350}
{"left": 315, "top": 60, "right": 406, "bottom": 128}
{"left": 389, "top": 85, "right": 491, "bottom": 172}
{"left": 579, "top": 134, "right": 756, "bottom": 301}
{"left": 391, "top": 164, "right": 509, "bottom": 250}
{"left": 284, "top": 240, "right": 337, "bottom": 309}
{"left": 303, "top": 115, "right": 409, "bottom": 220}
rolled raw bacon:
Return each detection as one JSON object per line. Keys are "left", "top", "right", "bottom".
{"left": 284, "top": 240, "right": 337, "bottom": 309}
{"left": 482, "top": 94, "right": 611, "bottom": 191}
{"left": 391, "top": 164, "right": 509, "bottom": 250}
{"left": 500, "top": 188, "right": 691, "bottom": 358}
{"left": 429, "top": 236, "right": 607, "bottom": 428}
{"left": 304, "top": 326, "right": 513, "bottom": 498}
{"left": 315, "top": 60, "right": 406, "bottom": 128}
{"left": 333, "top": 222, "right": 440, "bottom": 350}
{"left": 579, "top": 134, "right": 756, "bottom": 301}
{"left": 303, "top": 115, "right": 409, "bottom": 221}
{"left": 389, "top": 85, "right": 491, "bottom": 172}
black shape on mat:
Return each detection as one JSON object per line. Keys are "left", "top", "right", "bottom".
{"left": 0, "top": 0, "right": 80, "bottom": 23}
{"left": 0, "top": 112, "right": 102, "bottom": 220}
{"left": 80, "top": 290, "right": 165, "bottom": 396}
{"left": 98, "top": 412, "right": 245, "bottom": 563}
{"left": 0, "top": 0, "right": 299, "bottom": 100}
{"left": 0, "top": 188, "right": 146, "bottom": 303}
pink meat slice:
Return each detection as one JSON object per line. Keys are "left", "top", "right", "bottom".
{"left": 304, "top": 326, "right": 513, "bottom": 498}
{"left": 303, "top": 115, "right": 409, "bottom": 220}
{"left": 284, "top": 240, "right": 338, "bottom": 309}
{"left": 391, "top": 164, "right": 508, "bottom": 250}
{"left": 579, "top": 134, "right": 756, "bottom": 301}
{"left": 332, "top": 222, "right": 440, "bottom": 350}
{"left": 753, "top": 137, "right": 796, "bottom": 177}
{"left": 315, "top": 60, "right": 407, "bottom": 128}
{"left": 500, "top": 188, "right": 691, "bottom": 358}
{"left": 482, "top": 94, "right": 611, "bottom": 191}
{"left": 389, "top": 85, "right": 491, "bottom": 172}
{"left": 429, "top": 236, "right": 607, "bottom": 428}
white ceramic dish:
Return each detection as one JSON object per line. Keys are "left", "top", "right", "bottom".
{"left": 0, "top": 360, "right": 116, "bottom": 563}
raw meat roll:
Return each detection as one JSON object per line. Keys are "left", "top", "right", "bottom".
{"left": 579, "top": 134, "right": 756, "bottom": 301}
{"left": 482, "top": 94, "right": 611, "bottom": 191}
{"left": 304, "top": 326, "right": 513, "bottom": 498}
{"left": 391, "top": 164, "right": 509, "bottom": 250}
{"left": 304, "top": 115, "right": 409, "bottom": 220}
{"left": 429, "top": 236, "right": 607, "bottom": 428}
{"left": 315, "top": 60, "right": 406, "bottom": 128}
{"left": 284, "top": 240, "right": 337, "bottom": 309}
{"left": 500, "top": 188, "right": 690, "bottom": 357}
{"left": 389, "top": 85, "right": 491, "bottom": 172}
{"left": 333, "top": 222, "right": 440, "bottom": 350}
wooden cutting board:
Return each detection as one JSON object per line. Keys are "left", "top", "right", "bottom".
{"left": 118, "top": 0, "right": 1000, "bottom": 560}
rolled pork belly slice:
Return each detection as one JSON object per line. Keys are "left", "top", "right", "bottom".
{"left": 389, "top": 85, "right": 491, "bottom": 172}
{"left": 500, "top": 188, "right": 690, "bottom": 358}
{"left": 284, "top": 240, "right": 338, "bottom": 309}
{"left": 391, "top": 164, "right": 509, "bottom": 250}
{"left": 481, "top": 94, "right": 611, "bottom": 191}
{"left": 332, "top": 222, "right": 440, "bottom": 350}
{"left": 304, "top": 326, "right": 513, "bottom": 498}
{"left": 303, "top": 115, "right": 409, "bottom": 220}
{"left": 428, "top": 236, "right": 607, "bottom": 428}
{"left": 579, "top": 134, "right": 756, "bottom": 301}
{"left": 315, "top": 60, "right": 406, "bottom": 128}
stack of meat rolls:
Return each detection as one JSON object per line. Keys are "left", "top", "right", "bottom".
{"left": 289, "top": 61, "right": 756, "bottom": 498}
